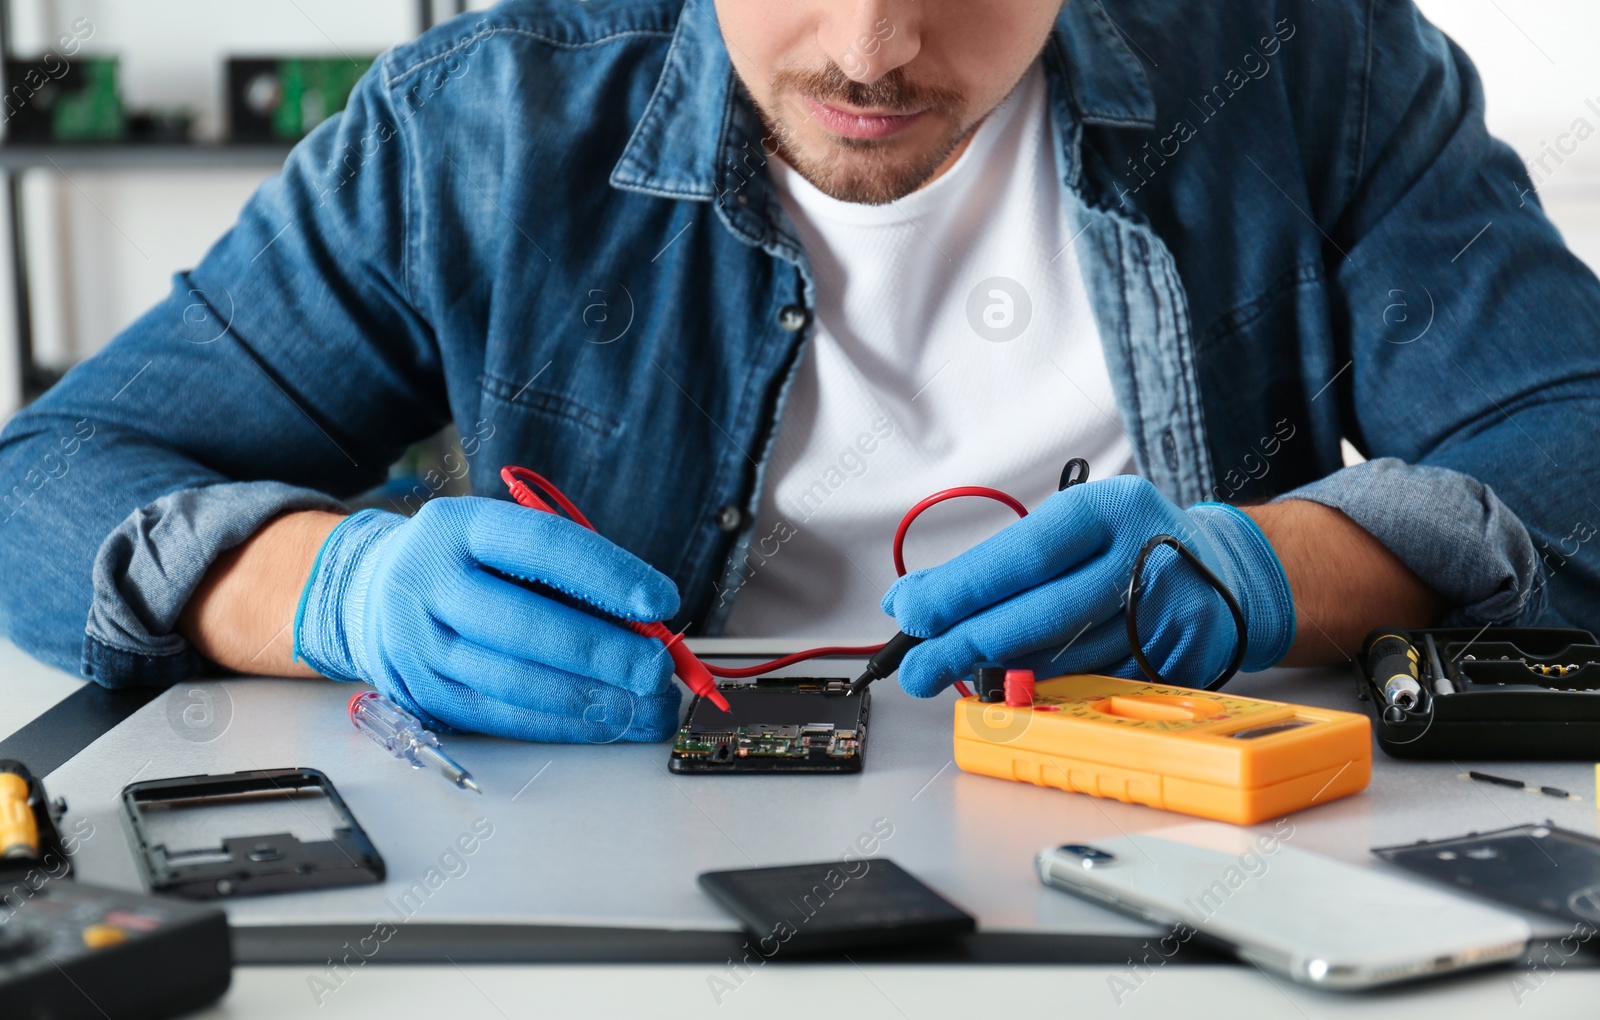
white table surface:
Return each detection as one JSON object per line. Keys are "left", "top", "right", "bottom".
{"left": 4, "top": 636, "right": 1598, "bottom": 1018}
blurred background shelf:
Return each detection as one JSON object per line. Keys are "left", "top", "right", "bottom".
{"left": 0, "top": 142, "right": 294, "bottom": 171}
{"left": 0, "top": 0, "right": 483, "bottom": 409}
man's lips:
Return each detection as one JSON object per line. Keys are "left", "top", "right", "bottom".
{"left": 801, "top": 95, "right": 925, "bottom": 140}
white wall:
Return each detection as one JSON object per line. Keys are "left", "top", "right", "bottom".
{"left": 1416, "top": 0, "right": 1600, "bottom": 184}
{"left": 1414, "top": 0, "right": 1600, "bottom": 272}
{"left": 0, "top": 0, "right": 1596, "bottom": 418}
{"left": 0, "top": 1, "right": 488, "bottom": 415}
{"left": 5, "top": 0, "right": 425, "bottom": 375}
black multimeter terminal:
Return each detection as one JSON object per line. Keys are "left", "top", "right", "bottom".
{"left": 974, "top": 662, "right": 1007, "bottom": 703}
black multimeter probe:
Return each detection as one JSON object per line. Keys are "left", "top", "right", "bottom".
{"left": 847, "top": 459, "right": 1249, "bottom": 696}
{"left": 846, "top": 459, "right": 1088, "bottom": 695}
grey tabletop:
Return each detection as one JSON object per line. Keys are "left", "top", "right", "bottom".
{"left": 10, "top": 637, "right": 1595, "bottom": 942}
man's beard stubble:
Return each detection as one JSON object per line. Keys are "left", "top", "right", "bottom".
{"left": 745, "top": 62, "right": 973, "bottom": 206}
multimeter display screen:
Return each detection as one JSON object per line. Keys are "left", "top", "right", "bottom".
{"left": 1226, "top": 719, "right": 1315, "bottom": 740}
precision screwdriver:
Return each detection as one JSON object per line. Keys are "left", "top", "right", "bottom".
{"left": 1364, "top": 630, "right": 1423, "bottom": 711}
{"left": 348, "top": 691, "right": 483, "bottom": 794}
{"left": 0, "top": 766, "right": 39, "bottom": 858}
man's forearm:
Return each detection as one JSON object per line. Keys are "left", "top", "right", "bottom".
{"left": 1241, "top": 499, "right": 1445, "bottom": 666}
{"left": 176, "top": 509, "right": 346, "bottom": 676}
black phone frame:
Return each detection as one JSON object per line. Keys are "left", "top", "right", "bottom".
{"left": 120, "top": 767, "right": 385, "bottom": 899}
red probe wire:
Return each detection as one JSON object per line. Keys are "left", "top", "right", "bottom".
{"left": 891, "top": 487, "right": 1028, "bottom": 576}
{"left": 501, "top": 466, "right": 729, "bottom": 711}
{"left": 501, "top": 466, "right": 1031, "bottom": 702}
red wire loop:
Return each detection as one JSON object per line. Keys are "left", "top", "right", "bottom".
{"left": 891, "top": 486, "right": 1029, "bottom": 576}
{"left": 889, "top": 487, "right": 1029, "bottom": 698}
{"left": 704, "top": 645, "right": 887, "bottom": 680}
{"left": 501, "top": 467, "right": 1031, "bottom": 696}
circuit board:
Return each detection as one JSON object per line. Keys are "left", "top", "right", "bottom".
{"left": 669, "top": 678, "right": 868, "bottom": 774}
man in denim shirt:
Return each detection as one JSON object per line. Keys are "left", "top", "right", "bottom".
{"left": 1, "top": 0, "right": 1594, "bottom": 743}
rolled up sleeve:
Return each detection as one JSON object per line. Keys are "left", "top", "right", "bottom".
{"left": 84, "top": 482, "right": 344, "bottom": 687}
{"left": 1309, "top": 3, "right": 1600, "bottom": 633}
{"left": 1278, "top": 458, "right": 1543, "bottom": 627}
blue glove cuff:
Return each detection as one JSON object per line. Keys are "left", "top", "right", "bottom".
{"left": 292, "top": 509, "right": 405, "bottom": 685}
{"left": 1186, "top": 503, "right": 1296, "bottom": 671}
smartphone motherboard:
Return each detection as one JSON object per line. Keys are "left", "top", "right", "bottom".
{"left": 669, "top": 677, "right": 869, "bottom": 774}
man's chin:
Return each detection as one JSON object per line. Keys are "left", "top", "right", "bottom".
{"left": 776, "top": 124, "right": 973, "bottom": 206}
{"left": 786, "top": 161, "right": 932, "bottom": 205}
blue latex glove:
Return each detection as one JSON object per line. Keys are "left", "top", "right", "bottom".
{"left": 881, "top": 475, "right": 1296, "bottom": 696}
{"left": 293, "top": 497, "right": 682, "bottom": 742}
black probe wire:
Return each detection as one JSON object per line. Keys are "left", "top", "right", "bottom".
{"left": 1124, "top": 535, "right": 1249, "bottom": 692}
{"left": 1058, "top": 457, "right": 1091, "bottom": 491}
{"left": 1058, "top": 456, "right": 1249, "bottom": 692}
{"left": 1058, "top": 457, "right": 1249, "bottom": 692}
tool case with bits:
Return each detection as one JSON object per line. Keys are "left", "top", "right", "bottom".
{"left": 0, "top": 760, "right": 231, "bottom": 1020}
{"left": 1358, "top": 627, "right": 1600, "bottom": 759}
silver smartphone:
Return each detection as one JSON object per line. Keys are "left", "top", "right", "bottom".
{"left": 1037, "top": 822, "right": 1530, "bottom": 989}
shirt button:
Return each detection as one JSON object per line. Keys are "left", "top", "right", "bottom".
{"left": 715, "top": 504, "right": 744, "bottom": 532}
{"left": 1161, "top": 428, "right": 1180, "bottom": 472}
{"left": 777, "top": 305, "right": 809, "bottom": 332}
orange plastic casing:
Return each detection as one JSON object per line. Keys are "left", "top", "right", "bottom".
{"left": 952, "top": 673, "right": 1371, "bottom": 825}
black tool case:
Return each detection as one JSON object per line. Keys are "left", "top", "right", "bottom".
{"left": 1358, "top": 627, "right": 1600, "bottom": 759}
{"left": 1, "top": 760, "right": 232, "bottom": 1020}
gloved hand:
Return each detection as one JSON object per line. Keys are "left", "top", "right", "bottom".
{"left": 881, "top": 475, "right": 1296, "bottom": 695}
{"left": 293, "top": 496, "right": 682, "bottom": 742}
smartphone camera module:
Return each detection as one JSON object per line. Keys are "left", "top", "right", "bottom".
{"left": 1058, "top": 844, "right": 1118, "bottom": 868}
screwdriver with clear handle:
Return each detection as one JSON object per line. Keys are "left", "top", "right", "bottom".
{"left": 347, "top": 691, "right": 483, "bottom": 794}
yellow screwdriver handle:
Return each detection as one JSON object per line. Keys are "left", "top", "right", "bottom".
{"left": 0, "top": 771, "right": 39, "bottom": 859}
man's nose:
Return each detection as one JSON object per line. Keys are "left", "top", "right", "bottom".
{"left": 817, "top": 1, "right": 923, "bottom": 85}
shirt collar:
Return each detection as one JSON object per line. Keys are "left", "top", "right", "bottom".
{"left": 1050, "top": 1, "right": 1158, "bottom": 129}
{"left": 610, "top": 0, "right": 1157, "bottom": 201}
{"left": 609, "top": 1, "right": 735, "bottom": 201}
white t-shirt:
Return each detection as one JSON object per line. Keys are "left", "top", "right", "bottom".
{"left": 721, "top": 62, "right": 1135, "bottom": 639}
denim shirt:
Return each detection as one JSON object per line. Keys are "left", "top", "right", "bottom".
{"left": 3, "top": 0, "right": 1596, "bottom": 687}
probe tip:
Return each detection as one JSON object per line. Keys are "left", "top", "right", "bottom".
{"left": 461, "top": 776, "right": 483, "bottom": 795}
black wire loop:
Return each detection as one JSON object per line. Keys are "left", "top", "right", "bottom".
{"left": 1125, "top": 534, "right": 1249, "bottom": 692}
{"left": 1050, "top": 460, "right": 1246, "bottom": 692}
{"left": 1058, "top": 458, "right": 1090, "bottom": 491}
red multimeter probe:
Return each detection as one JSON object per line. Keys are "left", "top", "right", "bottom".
{"left": 498, "top": 465, "right": 1039, "bottom": 710}
{"left": 501, "top": 465, "right": 732, "bottom": 711}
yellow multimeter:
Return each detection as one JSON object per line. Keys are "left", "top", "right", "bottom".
{"left": 953, "top": 673, "right": 1371, "bottom": 824}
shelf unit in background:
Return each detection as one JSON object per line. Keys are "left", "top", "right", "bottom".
{"left": 0, "top": 0, "right": 467, "bottom": 405}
